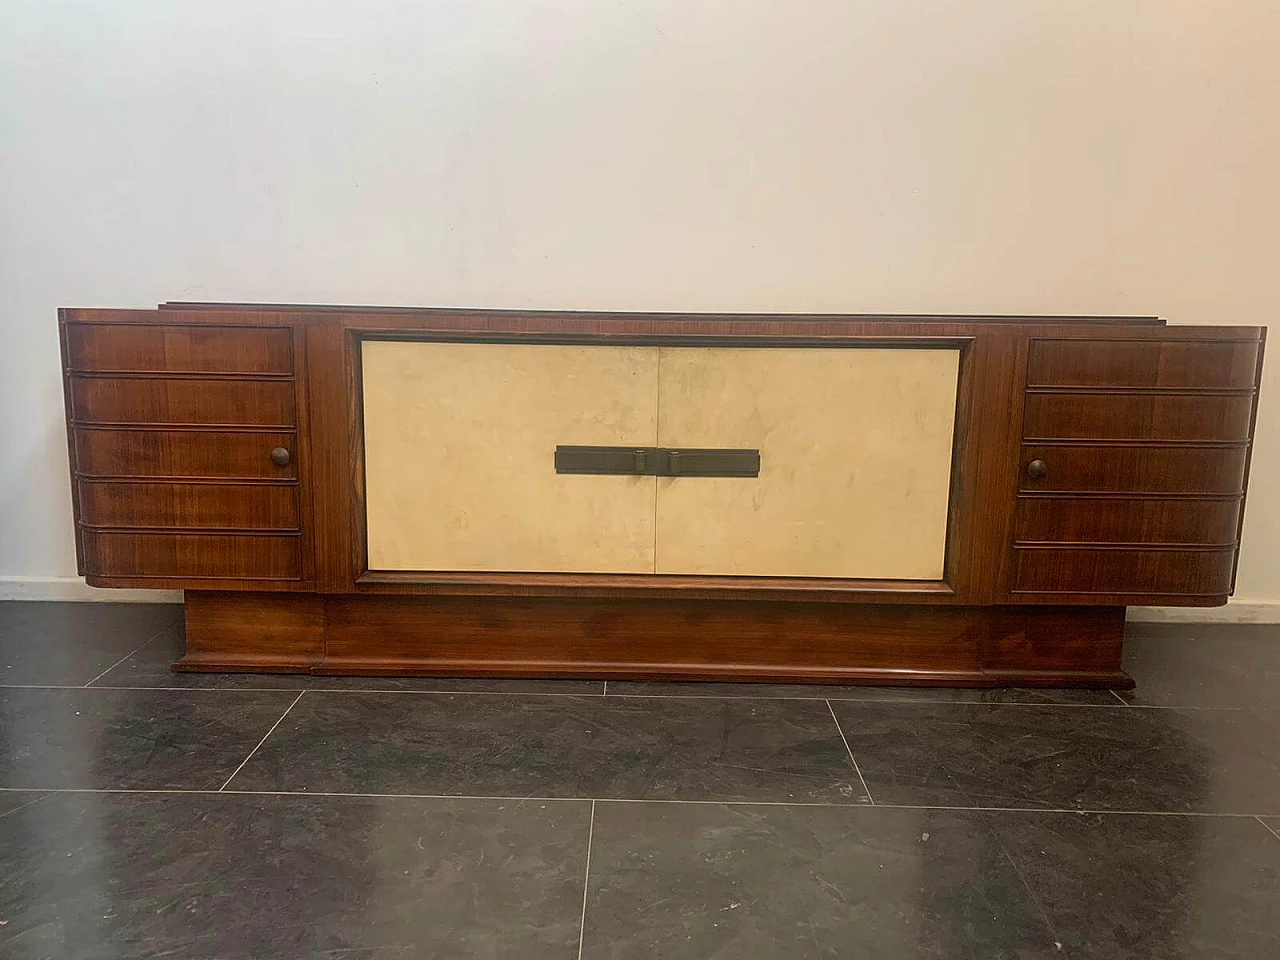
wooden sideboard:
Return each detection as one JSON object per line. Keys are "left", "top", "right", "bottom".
{"left": 58, "top": 303, "right": 1266, "bottom": 687}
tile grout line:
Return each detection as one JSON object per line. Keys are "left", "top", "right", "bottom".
{"left": 1258, "top": 816, "right": 1280, "bottom": 841}
{"left": 0, "top": 792, "right": 52, "bottom": 820}
{"left": 82, "top": 613, "right": 183, "bottom": 688}
{"left": 1109, "top": 689, "right": 1132, "bottom": 706}
{"left": 826, "top": 699, "right": 874, "bottom": 804}
{"left": 218, "top": 691, "right": 305, "bottom": 792}
{"left": 1, "top": 680, "right": 1247, "bottom": 710}
{"left": 992, "top": 831, "right": 1064, "bottom": 951}
{"left": 576, "top": 800, "right": 596, "bottom": 960}
{"left": 601, "top": 680, "right": 607, "bottom": 697}
{"left": 0, "top": 786, "right": 1277, "bottom": 819}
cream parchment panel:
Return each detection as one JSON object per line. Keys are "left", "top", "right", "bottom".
{"left": 363, "top": 340, "right": 659, "bottom": 573}
{"left": 655, "top": 347, "right": 960, "bottom": 579}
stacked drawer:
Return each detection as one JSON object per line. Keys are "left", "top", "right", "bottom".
{"left": 1011, "top": 337, "right": 1261, "bottom": 599}
{"left": 63, "top": 322, "right": 303, "bottom": 582}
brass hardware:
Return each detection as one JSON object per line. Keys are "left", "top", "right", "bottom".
{"left": 270, "top": 447, "right": 291, "bottom": 467}
{"left": 555, "top": 446, "right": 760, "bottom": 477}
{"left": 1026, "top": 458, "right": 1047, "bottom": 479}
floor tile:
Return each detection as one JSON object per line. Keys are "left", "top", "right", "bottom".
{"left": 607, "top": 679, "right": 1120, "bottom": 705}
{"left": 96, "top": 623, "right": 604, "bottom": 694}
{"left": 229, "top": 692, "right": 867, "bottom": 803}
{"left": 991, "top": 811, "right": 1280, "bottom": 959}
{"left": 0, "top": 602, "right": 179, "bottom": 686}
{"left": 580, "top": 802, "right": 1059, "bottom": 960}
{"left": 0, "top": 687, "right": 299, "bottom": 790}
{"left": 0, "top": 791, "right": 588, "bottom": 960}
{"left": 1120, "top": 622, "right": 1280, "bottom": 708}
{"left": 830, "top": 700, "right": 1280, "bottom": 813}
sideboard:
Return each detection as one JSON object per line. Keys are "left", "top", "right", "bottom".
{"left": 58, "top": 303, "right": 1266, "bottom": 687}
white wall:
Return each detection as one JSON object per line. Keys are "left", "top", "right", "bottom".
{"left": 2, "top": 1, "right": 1277, "bottom": 609}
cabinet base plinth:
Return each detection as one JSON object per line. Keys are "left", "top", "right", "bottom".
{"left": 173, "top": 592, "right": 1132, "bottom": 688}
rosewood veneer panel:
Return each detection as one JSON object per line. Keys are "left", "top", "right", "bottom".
{"left": 75, "top": 429, "right": 298, "bottom": 479}
{"left": 1027, "top": 339, "right": 1260, "bottom": 389}
{"left": 174, "top": 593, "right": 1130, "bottom": 688}
{"left": 1023, "top": 393, "right": 1255, "bottom": 442}
{"left": 1011, "top": 547, "right": 1235, "bottom": 596}
{"left": 1019, "top": 444, "right": 1248, "bottom": 495}
{"left": 1013, "top": 497, "right": 1240, "bottom": 545}
{"left": 65, "top": 324, "right": 292, "bottom": 374}
{"left": 77, "top": 481, "right": 299, "bottom": 530}
{"left": 69, "top": 377, "right": 295, "bottom": 426}
{"left": 82, "top": 531, "right": 301, "bottom": 580}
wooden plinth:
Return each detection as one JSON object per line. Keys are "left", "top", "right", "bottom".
{"left": 175, "top": 592, "right": 1133, "bottom": 688}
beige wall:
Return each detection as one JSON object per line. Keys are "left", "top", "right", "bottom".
{"left": 1, "top": 1, "right": 1277, "bottom": 606}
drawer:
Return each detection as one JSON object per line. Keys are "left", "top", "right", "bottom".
{"left": 75, "top": 429, "right": 298, "bottom": 479}
{"left": 1028, "top": 339, "right": 1259, "bottom": 389}
{"left": 78, "top": 481, "right": 299, "bottom": 530}
{"left": 81, "top": 531, "right": 301, "bottom": 579}
{"left": 1019, "top": 444, "right": 1247, "bottom": 494}
{"left": 65, "top": 324, "right": 293, "bottom": 374}
{"left": 1011, "top": 546, "right": 1234, "bottom": 596}
{"left": 1023, "top": 393, "right": 1254, "bottom": 442}
{"left": 69, "top": 377, "right": 295, "bottom": 426}
{"left": 1014, "top": 497, "right": 1240, "bottom": 545}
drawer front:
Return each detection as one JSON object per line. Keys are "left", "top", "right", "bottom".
{"left": 1011, "top": 547, "right": 1234, "bottom": 596}
{"left": 1028, "top": 339, "right": 1259, "bottom": 389}
{"left": 1014, "top": 497, "right": 1240, "bottom": 545}
{"left": 69, "top": 377, "right": 295, "bottom": 426}
{"left": 66, "top": 324, "right": 293, "bottom": 374}
{"left": 1023, "top": 393, "right": 1255, "bottom": 442}
{"left": 78, "top": 481, "right": 299, "bottom": 530}
{"left": 1019, "top": 445, "right": 1247, "bottom": 494}
{"left": 75, "top": 430, "right": 297, "bottom": 479}
{"left": 81, "top": 531, "right": 301, "bottom": 579}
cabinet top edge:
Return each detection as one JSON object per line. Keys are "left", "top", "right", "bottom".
{"left": 156, "top": 302, "right": 1170, "bottom": 324}
{"left": 56, "top": 305, "right": 1267, "bottom": 340}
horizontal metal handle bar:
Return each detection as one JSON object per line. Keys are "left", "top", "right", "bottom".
{"left": 555, "top": 445, "right": 760, "bottom": 478}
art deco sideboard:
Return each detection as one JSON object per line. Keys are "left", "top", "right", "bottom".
{"left": 57, "top": 303, "right": 1266, "bottom": 687}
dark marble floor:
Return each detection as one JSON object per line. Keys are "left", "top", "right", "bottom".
{"left": 0, "top": 602, "right": 1278, "bottom": 959}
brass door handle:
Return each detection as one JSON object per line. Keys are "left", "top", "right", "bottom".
{"left": 1026, "top": 458, "right": 1047, "bottom": 479}
{"left": 270, "top": 447, "right": 292, "bottom": 467}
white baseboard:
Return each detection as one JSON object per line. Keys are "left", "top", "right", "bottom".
{"left": 1126, "top": 600, "right": 1280, "bottom": 624}
{"left": 1, "top": 577, "right": 1276, "bottom": 623}
{"left": 0, "top": 577, "right": 181, "bottom": 604}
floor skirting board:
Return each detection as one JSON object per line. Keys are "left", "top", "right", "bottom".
{"left": 1125, "top": 601, "right": 1280, "bottom": 624}
{"left": 0, "top": 577, "right": 182, "bottom": 603}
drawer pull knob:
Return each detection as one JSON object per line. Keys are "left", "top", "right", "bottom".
{"left": 1026, "top": 458, "right": 1047, "bottom": 479}
{"left": 270, "top": 447, "right": 292, "bottom": 467}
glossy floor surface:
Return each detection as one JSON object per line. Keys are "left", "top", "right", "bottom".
{"left": 0, "top": 603, "right": 1277, "bottom": 959}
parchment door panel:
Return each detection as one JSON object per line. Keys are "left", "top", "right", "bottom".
{"left": 363, "top": 341, "right": 659, "bottom": 573}
{"left": 654, "top": 347, "right": 960, "bottom": 579}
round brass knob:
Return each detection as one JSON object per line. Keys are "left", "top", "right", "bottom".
{"left": 1026, "top": 458, "right": 1047, "bottom": 479}
{"left": 270, "top": 447, "right": 291, "bottom": 467}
